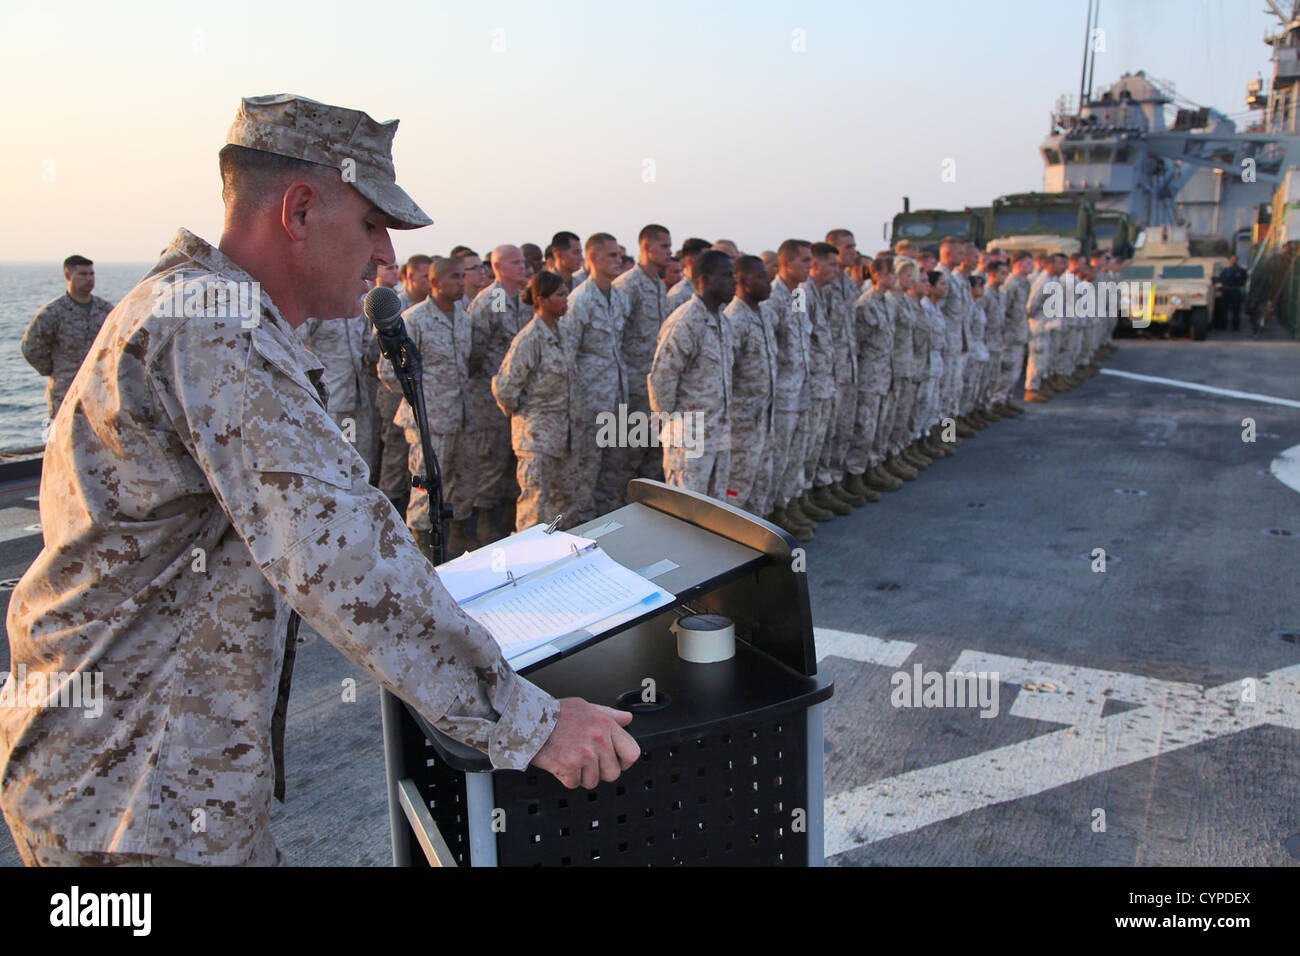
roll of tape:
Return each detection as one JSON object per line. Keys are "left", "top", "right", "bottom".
{"left": 671, "top": 613, "right": 735, "bottom": 663}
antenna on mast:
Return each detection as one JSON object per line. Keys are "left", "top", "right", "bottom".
{"left": 1077, "top": 0, "right": 1094, "bottom": 116}
{"left": 1085, "top": 0, "right": 1100, "bottom": 103}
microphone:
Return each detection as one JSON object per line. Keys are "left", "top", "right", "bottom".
{"left": 364, "top": 286, "right": 417, "bottom": 378}
{"left": 363, "top": 285, "right": 447, "bottom": 555}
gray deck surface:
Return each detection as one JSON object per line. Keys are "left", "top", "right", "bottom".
{"left": 2, "top": 323, "right": 1297, "bottom": 866}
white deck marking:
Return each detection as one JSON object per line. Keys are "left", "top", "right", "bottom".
{"left": 815, "top": 627, "right": 916, "bottom": 667}
{"left": 1100, "top": 368, "right": 1300, "bottom": 409}
{"left": 1271, "top": 444, "right": 1300, "bottom": 495}
{"left": 820, "top": 635, "right": 1300, "bottom": 857}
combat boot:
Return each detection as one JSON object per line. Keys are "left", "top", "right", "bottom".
{"left": 446, "top": 518, "right": 477, "bottom": 557}
{"left": 884, "top": 453, "right": 917, "bottom": 481}
{"left": 782, "top": 499, "right": 816, "bottom": 533}
{"left": 830, "top": 479, "right": 867, "bottom": 508}
{"left": 772, "top": 506, "right": 814, "bottom": 542}
{"left": 1003, "top": 400, "right": 1025, "bottom": 415}
{"left": 866, "top": 465, "right": 903, "bottom": 491}
{"left": 932, "top": 424, "right": 960, "bottom": 449}
{"left": 955, "top": 417, "right": 978, "bottom": 438}
{"left": 845, "top": 473, "right": 880, "bottom": 503}
{"left": 813, "top": 484, "right": 852, "bottom": 516}
{"left": 799, "top": 492, "right": 836, "bottom": 522}
{"left": 903, "top": 444, "right": 932, "bottom": 468}
{"left": 924, "top": 434, "right": 952, "bottom": 458}
{"left": 1023, "top": 388, "right": 1051, "bottom": 403}
{"left": 972, "top": 408, "right": 996, "bottom": 427}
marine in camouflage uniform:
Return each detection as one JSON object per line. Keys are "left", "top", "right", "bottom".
{"left": 612, "top": 252, "right": 669, "bottom": 487}
{"left": 960, "top": 283, "right": 989, "bottom": 418}
{"left": 0, "top": 229, "right": 559, "bottom": 867}
{"left": 801, "top": 274, "right": 839, "bottom": 507}
{"left": 824, "top": 270, "right": 863, "bottom": 502}
{"left": 22, "top": 288, "right": 114, "bottom": 420}
{"left": 297, "top": 314, "right": 381, "bottom": 479}
{"left": 880, "top": 263, "right": 918, "bottom": 480}
{"left": 768, "top": 269, "right": 814, "bottom": 527}
{"left": 563, "top": 257, "right": 630, "bottom": 520}
{"left": 937, "top": 259, "right": 970, "bottom": 425}
{"left": 492, "top": 313, "right": 584, "bottom": 532}
{"left": 467, "top": 264, "right": 531, "bottom": 538}
{"left": 649, "top": 291, "right": 734, "bottom": 500}
{"left": 1025, "top": 260, "right": 1064, "bottom": 399}
{"left": 381, "top": 294, "right": 474, "bottom": 548}
{"left": 998, "top": 262, "right": 1032, "bottom": 406}
{"left": 847, "top": 278, "right": 894, "bottom": 496}
{"left": 913, "top": 287, "right": 942, "bottom": 449}
{"left": 979, "top": 267, "right": 1011, "bottom": 415}
{"left": 722, "top": 282, "right": 778, "bottom": 515}
{"left": 0, "top": 95, "right": 644, "bottom": 868}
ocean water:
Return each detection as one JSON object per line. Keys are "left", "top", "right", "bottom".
{"left": 0, "top": 262, "right": 152, "bottom": 452}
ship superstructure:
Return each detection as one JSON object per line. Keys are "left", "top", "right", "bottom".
{"left": 1040, "top": 0, "right": 1300, "bottom": 256}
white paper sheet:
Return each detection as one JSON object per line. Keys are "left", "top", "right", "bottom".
{"left": 463, "top": 549, "right": 669, "bottom": 659}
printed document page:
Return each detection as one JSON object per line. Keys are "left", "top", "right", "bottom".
{"left": 463, "top": 548, "right": 664, "bottom": 659}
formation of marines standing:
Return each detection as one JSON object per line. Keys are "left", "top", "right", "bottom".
{"left": 21, "top": 230, "right": 1121, "bottom": 557}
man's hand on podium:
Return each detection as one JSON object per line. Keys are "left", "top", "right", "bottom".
{"left": 532, "top": 698, "right": 641, "bottom": 789}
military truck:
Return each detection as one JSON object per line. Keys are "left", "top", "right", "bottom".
{"left": 1118, "top": 226, "right": 1215, "bottom": 340}
{"left": 1094, "top": 210, "right": 1137, "bottom": 259}
{"left": 891, "top": 206, "right": 985, "bottom": 249}
{"left": 984, "top": 192, "right": 1096, "bottom": 258}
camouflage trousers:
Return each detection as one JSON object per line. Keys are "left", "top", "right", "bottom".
{"left": 1048, "top": 325, "right": 1067, "bottom": 375}
{"left": 920, "top": 354, "right": 944, "bottom": 437}
{"left": 805, "top": 394, "right": 836, "bottom": 488}
{"left": 404, "top": 428, "right": 473, "bottom": 530}
{"left": 981, "top": 349, "right": 1003, "bottom": 406}
{"left": 821, "top": 379, "right": 856, "bottom": 484}
{"left": 623, "top": 389, "right": 665, "bottom": 487}
{"left": 1026, "top": 329, "right": 1052, "bottom": 390}
{"left": 1066, "top": 325, "right": 1086, "bottom": 371}
{"left": 888, "top": 379, "right": 918, "bottom": 449}
{"left": 575, "top": 441, "right": 624, "bottom": 523}
{"left": 471, "top": 403, "right": 517, "bottom": 511}
{"left": 873, "top": 386, "right": 899, "bottom": 460}
{"left": 727, "top": 410, "right": 772, "bottom": 515}
{"left": 995, "top": 342, "right": 1027, "bottom": 403}
{"left": 960, "top": 354, "right": 988, "bottom": 414}
{"left": 845, "top": 390, "right": 884, "bottom": 474}
{"left": 515, "top": 450, "right": 579, "bottom": 532}
{"left": 941, "top": 351, "right": 965, "bottom": 419}
{"left": 1088, "top": 318, "right": 1106, "bottom": 355}
{"left": 375, "top": 386, "right": 410, "bottom": 501}
{"left": 14, "top": 827, "right": 285, "bottom": 867}
{"left": 663, "top": 444, "right": 730, "bottom": 501}
{"left": 772, "top": 406, "right": 809, "bottom": 506}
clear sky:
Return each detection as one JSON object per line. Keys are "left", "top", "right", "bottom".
{"left": 0, "top": 0, "right": 1278, "bottom": 263}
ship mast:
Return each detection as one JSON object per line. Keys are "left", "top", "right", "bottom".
{"left": 1077, "top": 0, "right": 1096, "bottom": 116}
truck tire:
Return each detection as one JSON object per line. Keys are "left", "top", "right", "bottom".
{"left": 1191, "top": 306, "right": 1209, "bottom": 341}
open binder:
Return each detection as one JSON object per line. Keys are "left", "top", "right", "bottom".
{"left": 435, "top": 522, "right": 676, "bottom": 666}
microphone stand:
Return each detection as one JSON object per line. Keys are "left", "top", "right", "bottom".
{"left": 386, "top": 332, "right": 448, "bottom": 565}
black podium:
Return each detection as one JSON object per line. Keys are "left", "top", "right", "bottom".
{"left": 380, "top": 479, "right": 832, "bottom": 866}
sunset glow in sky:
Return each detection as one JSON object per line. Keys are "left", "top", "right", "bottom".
{"left": 0, "top": 0, "right": 1275, "bottom": 263}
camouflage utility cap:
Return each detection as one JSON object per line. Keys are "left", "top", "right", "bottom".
{"left": 226, "top": 93, "right": 432, "bottom": 229}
